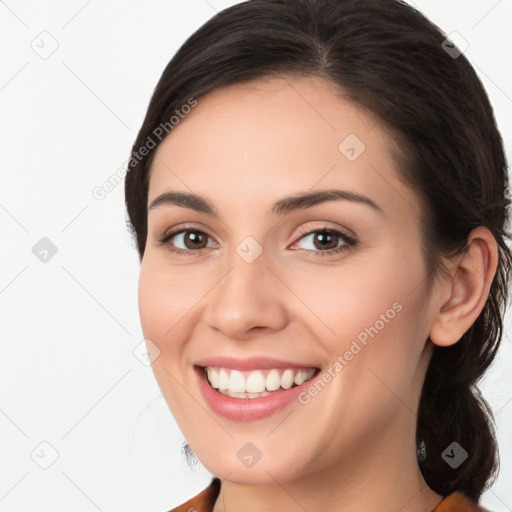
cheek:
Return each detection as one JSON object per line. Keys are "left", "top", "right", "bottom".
{"left": 137, "top": 258, "right": 205, "bottom": 348}
{"left": 291, "top": 263, "right": 411, "bottom": 351}
{"left": 301, "top": 247, "right": 430, "bottom": 388}
{"left": 137, "top": 260, "right": 205, "bottom": 420}
{"left": 138, "top": 265, "right": 172, "bottom": 344}
{"left": 137, "top": 263, "right": 195, "bottom": 383}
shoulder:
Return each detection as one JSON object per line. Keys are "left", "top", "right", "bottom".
{"left": 166, "top": 478, "right": 221, "bottom": 512}
{"left": 166, "top": 482, "right": 491, "bottom": 512}
{"left": 433, "top": 491, "right": 491, "bottom": 512}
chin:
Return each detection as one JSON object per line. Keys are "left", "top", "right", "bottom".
{"left": 192, "top": 439, "right": 309, "bottom": 486}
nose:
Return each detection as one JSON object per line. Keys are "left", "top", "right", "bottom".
{"left": 203, "top": 244, "right": 289, "bottom": 341}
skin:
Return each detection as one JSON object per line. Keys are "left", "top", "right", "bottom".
{"left": 137, "top": 75, "right": 498, "bottom": 511}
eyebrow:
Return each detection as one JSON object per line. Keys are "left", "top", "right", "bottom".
{"left": 148, "top": 189, "right": 384, "bottom": 216}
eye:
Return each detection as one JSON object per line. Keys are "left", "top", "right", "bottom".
{"left": 158, "top": 226, "right": 217, "bottom": 256}
{"left": 290, "top": 226, "right": 357, "bottom": 257}
{"left": 158, "top": 225, "right": 357, "bottom": 257}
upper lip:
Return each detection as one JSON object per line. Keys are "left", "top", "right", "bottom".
{"left": 194, "top": 356, "right": 319, "bottom": 371}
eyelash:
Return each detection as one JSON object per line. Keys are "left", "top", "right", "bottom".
{"left": 158, "top": 224, "right": 358, "bottom": 258}
{"left": 294, "top": 226, "right": 358, "bottom": 257}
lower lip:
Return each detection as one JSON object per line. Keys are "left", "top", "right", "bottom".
{"left": 195, "top": 367, "right": 317, "bottom": 421}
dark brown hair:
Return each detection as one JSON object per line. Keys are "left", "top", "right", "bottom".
{"left": 124, "top": 0, "right": 511, "bottom": 501}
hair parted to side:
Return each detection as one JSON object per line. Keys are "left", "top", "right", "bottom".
{"left": 124, "top": 0, "right": 512, "bottom": 500}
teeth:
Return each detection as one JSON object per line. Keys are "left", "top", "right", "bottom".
{"left": 207, "top": 368, "right": 219, "bottom": 389}
{"left": 204, "top": 366, "right": 317, "bottom": 397}
{"left": 266, "top": 369, "right": 281, "bottom": 391}
{"left": 246, "top": 371, "right": 266, "bottom": 393}
{"left": 228, "top": 370, "right": 246, "bottom": 393}
{"left": 294, "top": 369, "right": 308, "bottom": 386}
{"left": 280, "top": 369, "right": 294, "bottom": 389}
{"left": 226, "top": 390, "right": 271, "bottom": 398}
{"left": 218, "top": 369, "right": 229, "bottom": 390}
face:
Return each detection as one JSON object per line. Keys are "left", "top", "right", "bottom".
{"left": 138, "top": 75, "right": 439, "bottom": 485}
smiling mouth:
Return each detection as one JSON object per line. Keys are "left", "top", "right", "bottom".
{"left": 199, "top": 366, "right": 321, "bottom": 399}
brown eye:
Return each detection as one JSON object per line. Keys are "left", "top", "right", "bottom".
{"left": 159, "top": 228, "right": 217, "bottom": 255}
{"left": 182, "top": 231, "right": 208, "bottom": 250}
{"left": 292, "top": 227, "right": 357, "bottom": 257}
{"left": 311, "top": 230, "right": 339, "bottom": 250}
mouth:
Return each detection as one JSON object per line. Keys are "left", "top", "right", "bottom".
{"left": 197, "top": 365, "right": 321, "bottom": 399}
{"left": 193, "top": 356, "right": 323, "bottom": 420}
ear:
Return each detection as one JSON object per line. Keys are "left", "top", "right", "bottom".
{"left": 429, "top": 226, "right": 499, "bottom": 347}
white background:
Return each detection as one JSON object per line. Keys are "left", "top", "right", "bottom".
{"left": 0, "top": 0, "right": 511, "bottom": 510}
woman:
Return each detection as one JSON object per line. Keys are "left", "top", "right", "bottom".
{"left": 124, "top": 0, "right": 511, "bottom": 510}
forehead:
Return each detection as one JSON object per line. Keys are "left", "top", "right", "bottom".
{"left": 147, "top": 75, "right": 420, "bottom": 223}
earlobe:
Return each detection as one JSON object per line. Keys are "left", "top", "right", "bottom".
{"left": 429, "top": 227, "right": 498, "bottom": 347}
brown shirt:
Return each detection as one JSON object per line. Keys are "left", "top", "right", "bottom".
{"left": 168, "top": 478, "right": 490, "bottom": 511}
